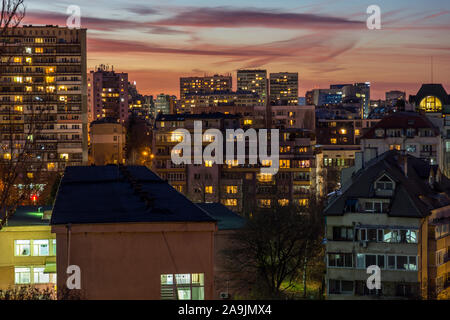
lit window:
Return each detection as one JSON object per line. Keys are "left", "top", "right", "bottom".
{"left": 15, "top": 240, "right": 31, "bottom": 256}
{"left": 15, "top": 267, "right": 31, "bottom": 284}
{"left": 35, "top": 47, "right": 43, "bottom": 53}
{"left": 205, "top": 186, "right": 213, "bottom": 194}
{"left": 261, "top": 160, "right": 272, "bottom": 167}
{"left": 257, "top": 173, "right": 273, "bottom": 182}
{"left": 160, "top": 273, "right": 205, "bottom": 300}
{"left": 258, "top": 199, "right": 271, "bottom": 208}
{"left": 330, "top": 138, "right": 337, "bottom": 144}
{"left": 3, "top": 153, "right": 11, "bottom": 160}
{"left": 25, "top": 57, "right": 32, "bottom": 64}
{"left": 60, "top": 153, "right": 69, "bottom": 160}
{"left": 13, "top": 57, "right": 22, "bottom": 63}
{"left": 340, "top": 129, "right": 347, "bottom": 135}
{"left": 355, "top": 129, "right": 361, "bottom": 136}
{"left": 226, "top": 186, "right": 238, "bottom": 194}
{"left": 278, "top": 199, "right": 289, "bottom": 206}
{"left": 32, "top": 240, "right": 49, "bottom": 256}
{"left": 279, "top": 160, "right": 290, "bottom": 168}
{"left": 52, "top": 239, "right": 57, "bottom": 255}
{"left": 420, "top": 96, "right": 442, "bottom": 113}
{"left": 204, "top": 160, "right": 213, "bottom": 167}
{"left": 244, "top": 119, "right": 253, "bottom": 125}
{"left": 33, "top": 267, "right": 50, "bottom": 284}
{"left": 223, "top": 199, "right": 237, "bottom": 206}
{"left": 35, "top": 38, "right": 44, "bottom": 43}
{"left": 14, "top": 76, "right": 23, "bottom": 83}
{"left": 47, "top": 162, "right": 56, "bottom": 171}
{"left": 45, "top": 76, "right": 55, "bottom": 83}
{"left": 389, "top": 144, "right": 401, "bottom": 151}
{"left": 298, "top": 199, "right": 308, "bottom": 206}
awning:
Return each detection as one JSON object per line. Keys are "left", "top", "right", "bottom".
{"left": 43, "top": 262, "right": 56, "bottom": 274}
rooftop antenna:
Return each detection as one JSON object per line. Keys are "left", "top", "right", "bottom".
{"left": 431, "top": 56, "right": 434, "bottom": 83}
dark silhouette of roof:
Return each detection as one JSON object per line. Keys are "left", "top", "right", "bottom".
{"left": 361, "top": 112, "right": 439, "bottom": 139}
{"left": 51, "top": 166, "right": 216, "bottom": 225}
{"left": 409, "top": 84, "right": 450, "bottom": 105}
{"left": 324, "top": 151, "right": 450, "bottom": 218}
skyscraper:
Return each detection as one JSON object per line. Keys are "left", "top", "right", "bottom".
{"left": 0, "top": 25, "right": 88, "bottom": 174}
{"left": 269, "top": 72, "right": 298, "bottom": 106}
{"left": 237, "top": 69, "right": 267, "bottom": 105}
{"left": 87, "top": 65, "right": 128, "bottom": 123}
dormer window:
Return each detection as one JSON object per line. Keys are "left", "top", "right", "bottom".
{"left": 375, "top": 174, "right": 395, "bottom": 197}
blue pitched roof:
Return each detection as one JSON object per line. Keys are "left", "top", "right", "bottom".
{"left": 197, "top": 203, "right": 246, "bottom": 230}
{"left": 51, "top": 166, "right": 216, "bottom": 225}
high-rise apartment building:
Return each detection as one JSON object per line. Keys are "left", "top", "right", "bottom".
{"left": 87, "top": 65, "right": 128, "bottom": 123}
{"left": 0, "top": 25, "right": 88, "bottom": 174}
{"left": 180, "top": 74, "right": 232, "bottom": 100}
{"left": 269, "top": 72, "right": 298, "bottom": 106}
{"left": 237, "top": 70, "right": 267, "bottom": 105}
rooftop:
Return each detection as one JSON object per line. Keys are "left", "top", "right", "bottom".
{"left": 51, "top": 166, "right": 216, "bottom": 225}
{"left": 197, "top": 203, "right": 246, "bottom": 230}
{"left": 324, "top": 151, "right": 450, "bottom": 218}
{"left": 362, "top": 111, "right": 439, "bottom": 139}
{"left": 3, "top": 206, "right": 53, "bottom": 227}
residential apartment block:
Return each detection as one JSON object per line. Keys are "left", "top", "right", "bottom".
{"left": 361, "top": 112, "right": 442, "bottom": 166}
{"left": 152, "top": 113, "right": 322, "bottom": 214}
{"left": 0, "top": 25, "right": 88, "bottom": 174}
{"left": 237, "top": 69, "right": 268, "bottom": 105}
{"left": 269, "top": 72, "right": 299, "bottom": 106}
{"left": 87, "top": 65, "right": 128, "bottom": 123}
{"left": 324, "top": 151, "right": 450, "bottom": 299}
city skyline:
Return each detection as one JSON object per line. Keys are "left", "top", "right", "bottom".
{"left": 21, "top": 0, "right": 450, "bottom": 99}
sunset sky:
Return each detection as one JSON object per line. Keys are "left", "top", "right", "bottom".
{"left": 22, "top": 0, "right": 450, "bottom": 99}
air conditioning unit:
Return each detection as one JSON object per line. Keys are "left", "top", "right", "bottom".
{"left": 220, "top": 292, "right": 230, "bottom": 299}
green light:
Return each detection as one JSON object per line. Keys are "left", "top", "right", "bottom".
{"left": 27, "top": 211, "right": 43, "bottom": 218}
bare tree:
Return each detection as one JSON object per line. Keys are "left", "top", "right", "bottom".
{"left": 0, "top": 0, "right": 36, "bottom": 230}
{"left": 0, "top": 0, "right": 25, "bottom": 37}
{"left": 222, "top": 202, "right": 324, "bottom": 299}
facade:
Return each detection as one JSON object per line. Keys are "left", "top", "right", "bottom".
{"left": 0, "top": 25, "right": 88, "bottom": 174}
{"left": 269, "top": 72, "right": 298, "bottom": 106}
{"left": 154, "top": 94, "right": 175, "bottom": 115}
{"left": 180, "top": 75, "right": 232, "bottom": 100}
{"left": 0, "top": 206, "right": 56, "bottom": 292}
{"left": 152, "top": 113, "right": 322, "bottom": 214}
{"left": 87, "top": 65, "right": 128, "bottom": 123}
{"left": 180, "top": 91, "right": 259, "bottom": 113}
{"left": 317, "top": 118, "right": 379, "bottom": 163}
{"left": 89, "top": 118, "right": 126, "bottom": 165}
{"left": 324, "top": 151, "right": 449, "bottom": 299}
{"left": 330, "top": 83, "right": 371, "bottom": 119}
{"left": 419, "top": 204, "right": 450, "bottom": 299}
{"left": 236, "top": 70, "right": 267, "bottom": 105}
{"left": 51, "top": 166, "right": 216, "bottom": 300}
{"left": 361, "top": 112, "right": 442, "bottom": 166}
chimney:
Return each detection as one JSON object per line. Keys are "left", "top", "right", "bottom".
{"left": 399, "top": 154, "right": 408, "bottom": 177}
